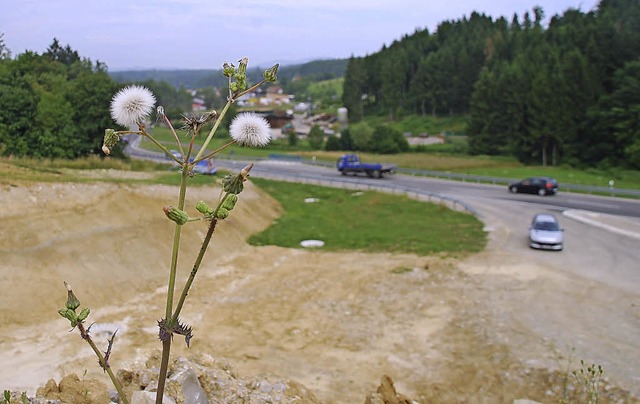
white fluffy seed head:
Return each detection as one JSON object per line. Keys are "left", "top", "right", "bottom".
{"left": 229, "top": 112, "right": 271, "bottom": 147}
{"left": 110, "top": 85, "right": 156, "bottom": 127}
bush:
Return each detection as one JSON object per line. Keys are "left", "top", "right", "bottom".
{"left": 308, "top": 124, "right": 325, "bottom": 150}
{"left": 325, "top": 135, "right": 341, "bottom": 151}
{"left": 369, "top": 125, "right": 409, "bottom": 154}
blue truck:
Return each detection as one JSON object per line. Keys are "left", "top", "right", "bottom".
{"left": 336, "top": 154, "right": 396, "bottom": 178}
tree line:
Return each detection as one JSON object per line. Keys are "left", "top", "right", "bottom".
{"left": 342, "top": 0, "right": 640, "bottom": 168}
{"left": 0, "top": 37, "right": 228, "bottom": 158}
{"left": 0, "top": 38, "right": 118, "bottom": 158}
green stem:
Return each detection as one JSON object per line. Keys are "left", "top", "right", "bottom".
{"left": 155, "top": 340, "right": 171, "bottom": 404}
{"left": 193, "top": 101, "right": 232, "bottom": 162}
{"left": 140, "top": 131, "right": 182, "bottom": 164}
{"left": 235, "top": 78, "right": 267, "bottom": 100}
{"left": 172, "top": 218, "right": 218, "bottom": 322}
{"left": 77, "top": 323, "right": 129, "bottom": 404}
{"left": 162, "top": 114, "right": 185, "bottom": 157}
{"left": 192, "top": 79, "right": 266, "bottom": 164}
{"left": 156, "top": 165, "right": 189, "bottom": 403}
{"left": 193, "top": 140, "right": 236, "bottom": 164}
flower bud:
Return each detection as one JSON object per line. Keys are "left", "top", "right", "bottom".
{"left": 65, "top": 289, "right": 81, "bottom": 311}
{"left": 163, "top": 206, "right": 189, "bottom": 225}
{"left": 102, "top": 129, "right": 120, "bottom": 155}
{"left": 58, "top": 308, "right": 78, "bottom": 327}
{"left": 77, "top": 307, "right": 90, "bottom": 322}
{"left": 58, "top": 308, "right": 76, "bottom": 321}
{"left": 230, "top": 82, "right": 238, "bottom": 92}
{"left": 196, "top": 200, "right": 214, "bottom": 215}
{"left": 215, "top": 207, "right": 229, "bottom": 219}
{"left": 237, "top": 57, "right": 248, "bottom": 78}
{"left": 263, "top": 64, "right": 279, "bottom": 82}
{"left": 223, "top": 62, "right": 235, "bottom": 77}
{"left": 222, "top": 174, "right": 244, "bottom": 195}
{"left": 221, "top": 194, "right": 238, "bottom": 210}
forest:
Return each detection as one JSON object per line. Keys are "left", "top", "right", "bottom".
{"left": 342, "top": 0, "right": 640, "bottom": 168}
{"left": 0, "top": 38, "right": 117, "bottom": 158}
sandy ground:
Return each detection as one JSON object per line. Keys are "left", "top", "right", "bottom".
{"left": 0, "top": 174, "right": 638, "bottom": 403}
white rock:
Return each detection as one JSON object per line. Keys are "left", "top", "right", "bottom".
{"left": 131, "top": 391, "right": 176, "bottom": 404}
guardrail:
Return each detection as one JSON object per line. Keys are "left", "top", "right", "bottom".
{"left": 297, "top": 156, "right": 640, "bottom": 199}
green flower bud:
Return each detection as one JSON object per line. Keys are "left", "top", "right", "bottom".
{"left": 237, "top": 57, "right": 248, "bottom": 78}
{"left": 65, "top": 289, "right": 81, "bottom": 311}
{"left": 163, "top": 206, "right": 189, "bottom": 225}
{"left": 196, "top": 200, "right": 214, "bottom": 215}
{"left": 215, "top": 207, "right": 229, "bottom": 219}
{"left": 103, "top": 129, "right": 120, "bottom": 148}
{"left": 237, "top": 78, "right": 247, "bottom": 91}
{"left": 221, "top": 194, "right": 238, "bottom": 210}
{"left": 222, "top": 174, "right": 244, "bottom": 195}
{"left": 230, "top": 82, "right": 238, "bottom": 92}
{"left": 58, "top": 308, "right": 78, "bottom": 326}
{"left": 222, "top": 62, "right": 235, "bottom": 77}
{"left": 263, "top": 64, "right": 279, "bottom": 82}
{"left": 102, "top": 129, "right": 121, "bottom": 155}
{"left": 77, "top": 307, "right": 90, "bottom": 322}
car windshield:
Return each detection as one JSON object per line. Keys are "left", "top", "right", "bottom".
{"left": 533, "top": 221, "right": 560, "bottom": 231}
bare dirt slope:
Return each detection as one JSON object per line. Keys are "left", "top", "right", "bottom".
{"left": 0, "top": 176, "right": 637, "bottom": 403}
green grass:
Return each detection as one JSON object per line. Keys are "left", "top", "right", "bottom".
{"left": 461, "top": 165, "right": 640, "bottom": 189}
{"left": 248, "top": 178, "right": 487, "bottom": 256}
{"left": 363, "top": 114, "right": 468, "bottom": 136}
{"left": 0, "top": 155, "right": 220, "bottom": 186}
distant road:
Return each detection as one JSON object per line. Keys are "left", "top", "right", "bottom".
{"left": 211, "top": 157, "right": 640, "bottom": 219}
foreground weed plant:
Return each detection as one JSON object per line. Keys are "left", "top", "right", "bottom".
{"left": 58, "top": 58, "right": 278, "bottom": 404}
{"left": 1, "top": 390, "right": 28, "bottom": 404}
{"left": 572, "top": 360, "right": 604, "bottom": 404}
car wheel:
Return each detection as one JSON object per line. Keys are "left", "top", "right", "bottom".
{"left": 509, "top": 186, "right": 518, "bottom": 193}
{"left": 538, "top": 188, "right": 546, "bottom": 196}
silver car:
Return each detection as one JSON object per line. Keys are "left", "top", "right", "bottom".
{"left": 529, "top": 213, "right": 564, "bottom": 251}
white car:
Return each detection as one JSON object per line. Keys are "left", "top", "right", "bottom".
{"left": 529, "top": 213, "right": 564, "bottom": 251}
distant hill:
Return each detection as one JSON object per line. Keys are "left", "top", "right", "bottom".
{"left": 109, "top": 58, "right": 348, "bottom": 89}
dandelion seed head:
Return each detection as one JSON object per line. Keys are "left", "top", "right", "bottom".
{"left": 229, "top": 113, "right": 271, "bottom": 147}
{"left": 110, "top": 85, "right": 156, "bottom": 127}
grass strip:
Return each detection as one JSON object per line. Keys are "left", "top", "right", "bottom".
{"left": 248, "top": 177, "right": 487, "bottom": 257}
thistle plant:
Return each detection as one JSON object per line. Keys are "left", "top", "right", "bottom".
{"left": 59, "top": 58, "right": 278, "bottom": 404}
{"left": 572, "top": 360, "right": 604, "bottom": 404}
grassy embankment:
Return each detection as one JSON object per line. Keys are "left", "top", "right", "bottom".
{"left": 248, "top": 177, "right": 486, "bottom": 256}
{"left": 0, "top": 156, "right": 486, "bottom": 257}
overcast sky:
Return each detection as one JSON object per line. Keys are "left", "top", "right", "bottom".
{"left": 2, "top": 0, "right": 600, "bottom": 71}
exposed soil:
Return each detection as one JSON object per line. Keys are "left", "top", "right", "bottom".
{"left": 0, "top": 173, "right": 637, "bottom": 403}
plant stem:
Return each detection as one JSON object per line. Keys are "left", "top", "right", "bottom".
{"left": 156, "top": 165, "right": 190, "bottom": 403}
{"left": 172, "top": 218, "right": 218, "bottom": 322}
{"left": 162, "top": 114, "right": 185, "bottom": 157}
{"left": 194, "top": 140, "right": 237, "bottom": 163}
{"left": 77, "top": 323, "right": 129, "bottom": 404}
{"left": 193, "top": 100, "right": 232, "bottom": 162}
{"left": 140, "top": 130, "right": 182, "bottom": 164}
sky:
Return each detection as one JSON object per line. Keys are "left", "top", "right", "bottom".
{"left": 2, "top": 0, "right": 600, "bottom": 71}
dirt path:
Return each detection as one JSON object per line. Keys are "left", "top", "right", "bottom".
{"left": 0, "top": 177, "right": 637, "bottom": 403}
